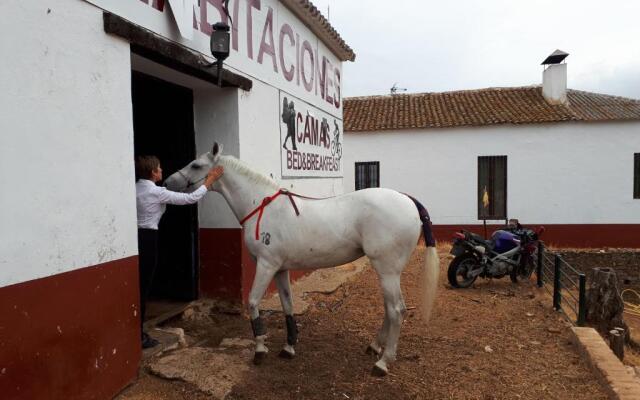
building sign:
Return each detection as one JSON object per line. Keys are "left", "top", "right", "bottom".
{"left": 280, "top": 91, "right": 343, "bottom": 178}
{"left": 84, "top": 0, "right": 342, "bottom": 116}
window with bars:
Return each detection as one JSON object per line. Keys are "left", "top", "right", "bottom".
{"left": 478, "top": 155, "right": 507, "bottom": 220}
{"left": 635, "top": 153, "right": 640, "bottom": 199}
{"left": 355, "top": 161, "right": 380, "bottom": 190}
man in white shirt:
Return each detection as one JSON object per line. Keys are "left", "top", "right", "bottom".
{"left": 135, "top": 155, "right": 223, "bottom": 348}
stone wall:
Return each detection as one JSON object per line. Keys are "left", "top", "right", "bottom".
{"left": 553, "top": 249, "right": 640, "bottom": 289}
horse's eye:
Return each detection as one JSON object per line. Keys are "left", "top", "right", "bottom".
{"left": 191, "top": 164, "right": 202, "bottom": 170}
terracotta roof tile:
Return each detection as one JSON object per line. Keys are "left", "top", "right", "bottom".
{"left": 343, "top": 87, "right": 640, "bottom": 132}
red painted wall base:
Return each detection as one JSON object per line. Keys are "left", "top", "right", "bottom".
{"left": 432, "top": 224, "right": 640, "bottom": 248}
{"left": 0, "top": 257, "right": 140, "bottom": 400}
{"left": 199, "top": 229, "right": 243, "bottom": 302}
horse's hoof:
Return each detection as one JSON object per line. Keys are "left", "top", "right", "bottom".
{"left": 253, "top": 351, "right": 267, "bottom": 365}
{"left": 278, "top": 349, "right": 295, "bottom": 359}
{"left": 365, "top": 345, "right": 381, "bottom": 356}
{"left": 371, "top": 364, "right": 388, "bottom": 377}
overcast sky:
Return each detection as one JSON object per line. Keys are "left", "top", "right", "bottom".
{"left": 311, "top": 0, "right": 640, "bottom": 99}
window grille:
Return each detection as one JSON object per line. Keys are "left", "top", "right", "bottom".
{"left": 355, "top": 161, "right": 380, "bottom": 190}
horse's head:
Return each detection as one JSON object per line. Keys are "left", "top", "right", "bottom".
{"left": 164, "top": 142, "right": 223, "bottom": 192}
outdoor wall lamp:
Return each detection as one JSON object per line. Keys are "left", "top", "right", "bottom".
{"left": 210, "top": 22, "right": 230, "bottom": 86}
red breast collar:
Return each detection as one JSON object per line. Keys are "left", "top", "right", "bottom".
{"left": 239, "top": 189, "right": 301, "bottom": 240}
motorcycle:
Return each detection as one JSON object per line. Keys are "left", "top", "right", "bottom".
{"left": 447, "top": 220, "right": 544, "bottom": 288}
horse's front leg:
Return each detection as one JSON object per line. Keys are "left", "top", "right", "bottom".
{"left": 274, "top": 270, "right": 297, "bottom": 359}
{"left": 248, "top": 259, "right": 278, "bottom": 365}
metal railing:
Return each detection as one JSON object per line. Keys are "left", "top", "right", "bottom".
{"left": 536, "top": 242, "right": 587, "bottom": 326}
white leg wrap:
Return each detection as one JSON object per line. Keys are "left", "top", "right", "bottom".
{"left": 282, "top": 344, "right": 295, "bottom": 356}
{"left": 255, "top": 334, "right": 269, "bottom": 353}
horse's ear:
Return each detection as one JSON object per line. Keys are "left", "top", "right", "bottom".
{"left": 211, "top": 142, "right": 223, "bottom": 161}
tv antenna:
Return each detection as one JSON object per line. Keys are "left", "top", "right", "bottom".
{"left": 390, "top": 83, "right": 407, "bottom": 95}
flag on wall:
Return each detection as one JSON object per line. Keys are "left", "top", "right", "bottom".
{"left": 482, "top": 186, "right": 490, "bottom": 208}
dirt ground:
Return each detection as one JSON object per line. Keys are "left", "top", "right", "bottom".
{"left": 117, "top": 247, "right": 609, "bottom": 400}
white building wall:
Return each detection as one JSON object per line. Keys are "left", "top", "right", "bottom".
{"left": 344, "top": 122, "right": 640, "bottom": 225}
{"left": 0, "top": 0, "right": 137, "bottom": 287}
{"left": 0, "top": 0, "right": 348, "bottom": 288}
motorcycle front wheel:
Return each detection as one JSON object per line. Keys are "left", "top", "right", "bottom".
{"left": 510, "top": 250, "right": 538, "bottom": 284}
{"left": 447, "top": 254, "right": 480, "bottom": 288}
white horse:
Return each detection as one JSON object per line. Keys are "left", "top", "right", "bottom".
{"left": 164, "top": 143, "right": 440, "bottom": 376}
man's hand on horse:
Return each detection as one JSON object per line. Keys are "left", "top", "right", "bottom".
{"left": 205, "top": 166, "right": 224, "bottom": 189}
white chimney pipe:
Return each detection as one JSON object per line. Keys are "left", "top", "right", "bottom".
{"left": 542, "top": 63, "right": 567, "bottom": 105}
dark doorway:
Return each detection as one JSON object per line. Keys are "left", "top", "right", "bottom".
{"left": 132, "top": 71, "right": 199, "bottom": 302}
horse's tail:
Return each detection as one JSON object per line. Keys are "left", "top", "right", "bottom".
{"left": 403, "top": 193, "right": 439, "bottom": 322}
{"left": 421, "top": 245, "right": 440, "bottom": 322}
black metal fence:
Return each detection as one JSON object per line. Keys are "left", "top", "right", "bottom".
{"left": 536, "top": 242, "right": 587, "bottom": 326}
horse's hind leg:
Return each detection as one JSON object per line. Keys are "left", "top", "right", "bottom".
{"left": 274, "top": 270, "right": 297, "bottom": 359}
{"left": 367, "top": 311, "right": 389, "bottom": 356}
{"left": 367, "top": 288, "right": 407, "bottom": 356}
{"left": 370, "top": 270, "right": 406, "bottom": 376}
{"left": 248, "top": 259, "right": 279, "bottom": 365}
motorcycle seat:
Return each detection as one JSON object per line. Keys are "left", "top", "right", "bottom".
{"left": 466, "top": 232, "right": 493, "bottom": 247}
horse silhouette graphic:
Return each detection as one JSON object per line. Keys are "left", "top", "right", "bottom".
{"left": 320, "top": 117, "right": 330, "bottom": 149}
{"left": 281, "top": 97, "right": 297, "bottom": 151}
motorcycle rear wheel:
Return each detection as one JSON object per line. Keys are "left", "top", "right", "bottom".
{"left": 447, "top": 254, "right": 479, "bottom": 288}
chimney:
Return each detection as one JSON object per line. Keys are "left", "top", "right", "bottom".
{"left": 541, "top": 49, "right": 569, "bottom": 105}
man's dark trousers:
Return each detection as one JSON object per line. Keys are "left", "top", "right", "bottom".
{"left": 137, "top": 228, "right": 158, "bottom": 339}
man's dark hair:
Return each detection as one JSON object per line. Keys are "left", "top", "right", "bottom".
{"left": 135, "top": 155, "right": 160, "bottom": 180}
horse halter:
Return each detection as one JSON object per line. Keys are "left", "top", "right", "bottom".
{"left": 176, "top": 169, "right": 207, "bottom": 191}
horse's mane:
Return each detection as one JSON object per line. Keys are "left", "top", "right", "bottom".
{"left": 219, "top": 155, "right": 279, "bottom": 190}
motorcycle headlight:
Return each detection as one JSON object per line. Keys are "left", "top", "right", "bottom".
{"left": 474, "top": 245, "right": 486, "bottom": 254}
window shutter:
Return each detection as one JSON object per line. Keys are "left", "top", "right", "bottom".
{"left": 355, "top": 162, "right": 380, "bottom": 190}
{"left": 478, "top": 155, "right": 507, "bottom": 220}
